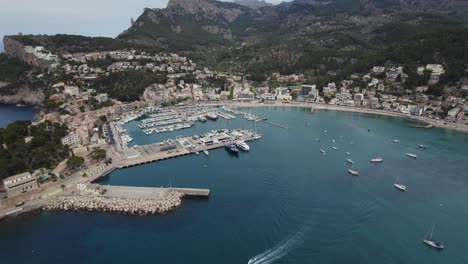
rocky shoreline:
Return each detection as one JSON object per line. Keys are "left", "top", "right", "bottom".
{"left": 43, "top": 191, "right": 184, "bottom": 215}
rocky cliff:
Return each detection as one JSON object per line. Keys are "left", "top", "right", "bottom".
{"left": 0, "top": 87, "right": 45, "bottom": 105}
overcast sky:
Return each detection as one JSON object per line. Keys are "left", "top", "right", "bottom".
{"left": 0, "top": 0, "right": 289, "bottom": 47}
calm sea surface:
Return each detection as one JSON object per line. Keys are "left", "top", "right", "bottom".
{"left": 1, "top": 107, "right": 468, "bottom": 264}
{"left": 0, "top": 104, "right": 36, "bottom": 127}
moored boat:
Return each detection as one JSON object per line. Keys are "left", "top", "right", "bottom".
{"left": 348, "top": 169, "right": 359, "bottom": 176}
{"left": 203, "top": 150, "right": 209, "bottom": 156}
{"left": 406, "top": 153, "right": 418, "bottom": 159}
{"left": 320, "top": 149, "right": 326, "bottom": 155}
{"left": 225, "top": 143, "right": 239, "bottom": 154}
{"left": 346, "top": 158, "right": 355, "bottom": 164}
{"left": 423, "top": 225, "right": 444, "bottom": 250}
{"left": 236, "top": 141, "right": 250, "bottom": 151}
{"left": 205, "top": 113, "right": 218, "bottom": 121}
{"left": 419, "top": 144, "right": 427, "bottom": 149}
{"left": 394, "top": 139, "right": 400, "bottom": 143}
{"left": 370, "top": 157, "right": 383, "bottom": 163}
{"left": 332, "top": 146, "right": 339, "bottom": 150}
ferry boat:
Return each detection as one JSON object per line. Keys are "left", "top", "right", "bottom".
{"left": 225, "top": 143, "right": 239, "bottom": 154}
{"left": 406, "top": 153, "right": 418, "bottom": 159}
{"left": 346, "top": 158, "right": 355, "bottom": 164}
{"left": 419, "top": 144, "right": 427, "bottom": 149}
{"left": 198, "top": 116, "right": 207, "bottom": 122}
{"left": 423, "top": 225, "right": 444, "bottom": 250}
{"left": 203, "top": 150, "right": 209, "bottom": 156}
{"left": 320, "top": 149, "right": 326, "bottom": 155}
{"left": 205, "top": 113, "right": 218, "bottom": 121}
{"left": 370, "top": 157, "right": 383, "bottom": 163}
{"left": 348, "top": 169, "right": 359, "bottom": 176}
{"left": 236, "top": 141, "right": 250, "bottom": 151}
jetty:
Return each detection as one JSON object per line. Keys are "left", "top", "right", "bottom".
{"left": 117, "top": 129, "right": 261, "bottom": 168}
{"left": 43, "top": 184, "right": 210, "bottom": 216}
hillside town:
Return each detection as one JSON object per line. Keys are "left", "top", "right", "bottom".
{"left": 1, "top": 37, "right": 468, "bottom": 216}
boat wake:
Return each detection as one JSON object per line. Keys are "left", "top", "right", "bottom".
{"left": 248, "top": 227, "right": 309, "bottom": 264}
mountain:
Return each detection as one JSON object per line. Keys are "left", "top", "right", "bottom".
{"left": 233, "top": 0, "right": 273, "bottom": 9}
{"left": 117, "top": 0, "right": 467, "bottom": 74}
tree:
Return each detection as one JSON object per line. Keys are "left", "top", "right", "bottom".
{"left": 66, "top": 156, "right": 84, "bottom": 169}
{"left": 91, "top": 148, "right": 106, "bottom": 161}
{"left": 291, "top": 91, "right": 299, "bottom": 100}
{"left": 99, "top": 115, "right": 108, "bottom": 122}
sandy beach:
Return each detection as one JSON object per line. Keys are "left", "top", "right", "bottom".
{"left": 227, "top": 101, "right": 468, "bottom": 134}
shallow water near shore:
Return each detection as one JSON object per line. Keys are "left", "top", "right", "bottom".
{"left": 1, "top": 107, "right": 468, "bottom": 264}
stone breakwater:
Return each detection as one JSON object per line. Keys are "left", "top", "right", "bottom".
{"left": 43, "top": 191, "right": 184, "bottom": 215}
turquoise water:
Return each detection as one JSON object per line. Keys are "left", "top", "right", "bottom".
{"left": 1, "top": 107, "right": 468, "bottom": 264}
{"left": 0, "top": 104, "right": 36, "bottom": 127}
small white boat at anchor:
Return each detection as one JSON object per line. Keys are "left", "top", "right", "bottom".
{"left": 423, "top": 225, "right": 444, "bottom": 250}
{"left": 346, "top": 152, "right": 351, "bottom": 155}
{"left": 195, "top": 151, "right": 199, "bottom": 156}
{"left": 203, "top": 150, "right": 209, "bottom": 156}
{"left": 332, "top": 146, "right": 339, "bottom": 150}
{"left": 346, "top": 158, "right": 355, "bottom": 164}
{"left": 315, "top": 138, "right": 320, "bottom": 142}
{"left": 348, "top": 169, "right": 359, "bottom": 176}
{"left": 406, "top": 153, "right": 417, "bottom": 159}
{"left": 370, "top": 156, "right": 383, "bottom": 163}
{"left": 393, "top": 139, "right": 400, "bottom": 143}
{"left": 419, "top": 144, "right": 427, "bottom": 149}
{"left": 394, "top": 176, "right": 406, "bottom": 191}
{"left": 320, "top": 149, "right": 326, "bottom": 155}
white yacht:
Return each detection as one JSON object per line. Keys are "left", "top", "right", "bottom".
{"left": 236, "top": 141, "right": 250, "bottom": 151}
{"left": 370, "top": 157, "right": 383, "bottom": 163}
{"left": 406, "top": 153, "right": 418, "bottom": 159}
{"left": 394, "top": 176, "right": 406, "bottom": 191}
{"left": 348, "top": 169, "right": 359, "bottom": 176}
{"left": 203, "top": 150, "right": 209, "bottom": 156}
{"left": 423, "top": 225, "right": 444, "bottom": 250}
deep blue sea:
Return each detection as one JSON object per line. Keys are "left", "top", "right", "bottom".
{"left": 0, "top": 104, "right": 36, "bottom": 127}
{"left": 1, "top": 107, "right": 468, "bottom": 264}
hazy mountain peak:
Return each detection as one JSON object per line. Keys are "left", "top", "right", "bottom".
{"left": 233, "top": 0, "right": 274, "bottom": 9}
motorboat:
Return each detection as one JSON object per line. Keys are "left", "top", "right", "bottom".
{"left": 236, "top": 141, "right": 250, "bottom": 151}
{"left": 346, "top": 159, "right": 355, "bottom": 164}
{"left": 348, "top": 169, "right": 359, "bottom": 176}
{"left": 370, "top": 157, "right": 383, "bottom": 163}
{"left": 406, "top": 153, "right": 418, "bottom": 159}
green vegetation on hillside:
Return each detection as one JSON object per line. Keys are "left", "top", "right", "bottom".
{"left": 91, "top": 71, "right": 167, "bottom": 102}
{"left": 0, "top": 121, "right": 70, "bottom": 179}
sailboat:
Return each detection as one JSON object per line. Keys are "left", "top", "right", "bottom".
{"left": 393, "top": 176, "right": 406, "bottom": 191}
{"left": 423, "top": 225, "right": 444, "bottom": 249}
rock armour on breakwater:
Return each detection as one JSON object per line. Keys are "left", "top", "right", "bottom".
{"left": 43, "top": 191, "right": 184, "bottom": 215}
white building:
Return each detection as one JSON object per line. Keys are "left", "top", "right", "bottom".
{"left": 64, "top": 86, "right": 80, "bottom": 96}
{"left": 61, "top": 132, "right": 82, "bottom": 146}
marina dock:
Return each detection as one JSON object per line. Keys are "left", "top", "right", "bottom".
{"left": 116, "top": 129, "right": 261, "bottom": 168}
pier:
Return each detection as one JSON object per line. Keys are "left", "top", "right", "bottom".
{"left": 258, "top": 119, "right": 288, "bottom": 130}
{"left": 94, "top": 185, "right": 210, "bottom": 198}
{"left": 116, "top": 129, "right": 261, "bottom": 168}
